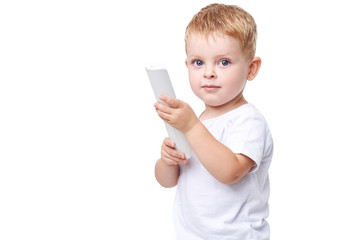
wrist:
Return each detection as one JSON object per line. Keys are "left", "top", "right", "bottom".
{"left": 184, "top": 120, "right": 202, "bottom": 137}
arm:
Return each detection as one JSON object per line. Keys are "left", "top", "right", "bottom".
{"left": 155, "top": 137, "right": 186, "bottom": 188}
{"left": 155, "top": 96, "right": 254, "bottom": 185}
{"left": 185, "top": 122, "right": 254, "bottom": 184}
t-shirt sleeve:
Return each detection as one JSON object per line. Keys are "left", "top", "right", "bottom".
{"left": 224, "top": 113, "right": 268, "bottom": 173}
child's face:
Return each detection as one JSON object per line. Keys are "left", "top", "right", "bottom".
{"left": 186, "top": 33, "right": 251, "bottom": 108}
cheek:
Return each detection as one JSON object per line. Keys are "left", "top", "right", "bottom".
{"left": 188, "top": 71, "right": 200, "bottom": 90}
{"left": 223, "top": 75, "right": 247, "bottom": 97}
{"left": 233, "top": 78, "right": 246, "bottom": 90}
{"left": 225, "top": 68, "right": 248, "bottom": 90}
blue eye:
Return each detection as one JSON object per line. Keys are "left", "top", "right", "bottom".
{"left": 193, "top": 60, "right": 203, "bottom": 66}
{"left": 220, "top": 60, "right": 230, "bottom": 66}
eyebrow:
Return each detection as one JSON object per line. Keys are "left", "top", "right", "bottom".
{"left": 187, "top": 53, "right": 235, "bottom": 60}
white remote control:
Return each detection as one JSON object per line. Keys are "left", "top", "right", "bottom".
{"left": 146, "top": 66, "right": 192, "bottom": 159}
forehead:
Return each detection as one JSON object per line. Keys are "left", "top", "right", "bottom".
{"left": 186, "top": 32, "right": 242, "bottom": 56}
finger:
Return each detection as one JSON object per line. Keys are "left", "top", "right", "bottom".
{"left": 162, "top": 151, "right": 187, "bottom": 165}
{"left": 164, "top": 137, "right": 176, "bottom": 148}
{"left": 162, "top": 140, "right": 186, "bottom": 160}
{"left": 155, "top": 107, "right": 172, "bottom": 122}
{"left": 159, "top": 95, "right": 181, "bottom": 108}
{"left": 155, "top": 102, "right": 172, "bottom": 114}
{"left": 163, "top": 144, "right": 186, "bottom": 160}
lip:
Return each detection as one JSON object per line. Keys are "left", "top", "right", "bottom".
{"left": 202, "top": 85, "right": 221, "bottom": 92}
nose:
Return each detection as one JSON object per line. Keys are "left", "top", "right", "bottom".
{"left": 204, "top": 65, "right": 216, "bottom": 79}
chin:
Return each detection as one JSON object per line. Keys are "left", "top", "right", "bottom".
{"left": 197, "top": 94, "right": 228, "bottom": 107}
{"left": 204, "top": 100, "right": 227, "bottom": 107}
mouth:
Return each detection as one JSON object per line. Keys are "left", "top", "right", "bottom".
{"left": 202, "top": 85, "right": 221, "bottom": 92}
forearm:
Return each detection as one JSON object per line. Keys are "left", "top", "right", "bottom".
{"left": 185, "top": 122, "right": 251, "bottom": 184}
{"left": 155, "top": 158, "right": 180, "bottom": 188}
{"left": 154, "top": 96, "right": 251, "bottom": 184}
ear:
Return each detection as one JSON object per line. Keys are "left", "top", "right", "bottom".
{"left": 185, "top": 58, "right": 189, "bottom": 68}
{"left": 247, "top": 57, "right": 261, "bottom": 81}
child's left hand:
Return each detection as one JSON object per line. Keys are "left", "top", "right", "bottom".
{"left": 154, "top": 95, "right": 200, "bottom": 134}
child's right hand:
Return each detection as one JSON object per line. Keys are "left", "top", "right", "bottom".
{"left": 161, "top": 137, "right": 187, "bottom": 165}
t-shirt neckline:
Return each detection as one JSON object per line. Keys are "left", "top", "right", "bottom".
{"left": 201, "top": 103, "right": 252, "bottom": 123}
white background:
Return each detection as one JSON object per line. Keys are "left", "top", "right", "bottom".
{"left": 1, "top": 0, "right": 359, "bottom": 239}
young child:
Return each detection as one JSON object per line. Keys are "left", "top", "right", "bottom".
{"left": 154, "top": 3, "right": 273, "bottom": 240}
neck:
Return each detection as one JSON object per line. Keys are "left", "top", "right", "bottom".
{"left": 201, "top": 94, "right": 248, "bottom": 120}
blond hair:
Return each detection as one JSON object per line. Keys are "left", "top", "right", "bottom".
{"left": 185, "top": 3, "right": 257, "bottom": 60}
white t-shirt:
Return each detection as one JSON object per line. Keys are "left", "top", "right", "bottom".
{"left": 174, "top": 104, "right": 273, "bottom": 240}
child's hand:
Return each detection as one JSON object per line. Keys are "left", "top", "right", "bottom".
{"left": 154, "top": 95, "right": 200, "bottom": 134}
{"left": 161, "top": 138, "right": 187, "bottom": 165}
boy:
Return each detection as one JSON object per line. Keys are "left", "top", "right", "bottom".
{"left": 154, "top": 3, "right": 273, "bottom": 240}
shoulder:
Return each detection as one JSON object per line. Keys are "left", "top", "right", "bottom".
{"left": 203, "top": 104, "right": 272, "bottom": 142}
{"left": 226, "top": 104, "right": 273, "bottom": 153}
{"left": 228, "top": 104, "right": 268, "bottom": 129}
{"left": 227, "top": 104, "right": 273, "bottom": 172}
